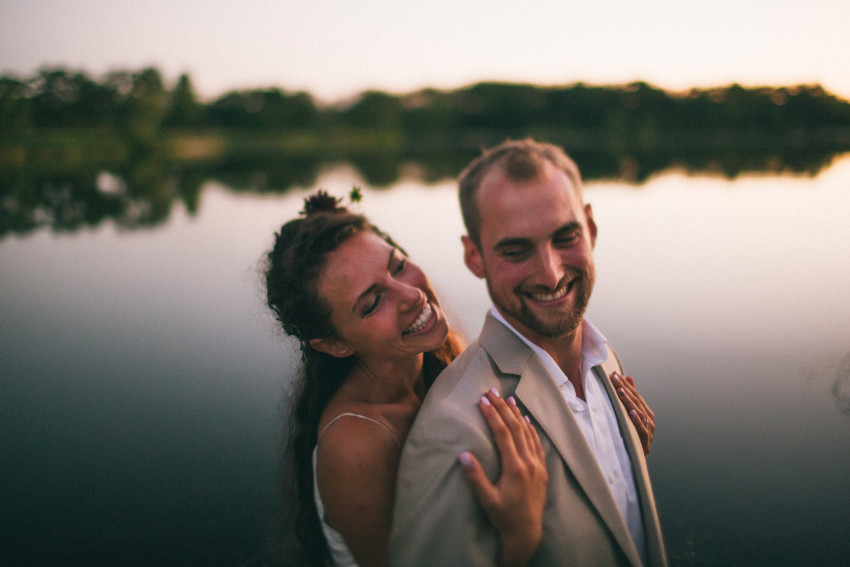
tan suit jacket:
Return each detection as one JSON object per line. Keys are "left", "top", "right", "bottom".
{"left": 391, "top": 313, "right": 666, "bottom": 566}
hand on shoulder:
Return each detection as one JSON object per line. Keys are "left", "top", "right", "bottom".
{"left": 458, "top": 389, "right": 548, "bottom": 567}
{"left": 610, "top": 372, "right": 656, "bottom": 455}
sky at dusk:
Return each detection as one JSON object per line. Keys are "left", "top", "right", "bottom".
{"left": 2, "top": 0, "right": 849, "bottom": 103}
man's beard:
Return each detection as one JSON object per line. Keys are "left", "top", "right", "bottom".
{"left": 490, "top": 268, "right": 594, "bottom": 339}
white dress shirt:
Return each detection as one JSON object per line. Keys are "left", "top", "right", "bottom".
{"left": 490, "top": 307, "right": 646, "bottom": 564}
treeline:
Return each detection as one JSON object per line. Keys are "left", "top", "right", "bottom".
{"left": 3, "top": 66, "right": 850, "bottom": 154}
{"left": 0, "top": 68, "right": 315, "bottom": 145}
{"left": 5, "top": 67, "right": 849, "bottom": 237}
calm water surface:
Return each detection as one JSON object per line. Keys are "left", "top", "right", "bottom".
{"left": 2, "top": 157, "right": 850, "bottom": 565}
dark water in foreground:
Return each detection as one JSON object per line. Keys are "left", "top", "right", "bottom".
{"left": 2, "top": 156, "right": 850, "bottom": 565}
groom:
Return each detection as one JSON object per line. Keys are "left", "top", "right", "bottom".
{"left": 391, "top": 139, "right": 666, "bottom": 566}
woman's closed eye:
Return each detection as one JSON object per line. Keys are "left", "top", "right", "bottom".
{"left": 360, "top": 253, "right": 406, "bottom": 317}
{"left": 361, "top": 293, "right": 381, "bottom": 317}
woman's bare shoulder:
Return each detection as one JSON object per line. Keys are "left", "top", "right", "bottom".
{"left": 316, "top": 412, "right": 401, "bottom": 472}
{"left": 314, "top": 411, "right": 402, "bottom": 566}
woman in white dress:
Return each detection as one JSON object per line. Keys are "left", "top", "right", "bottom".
{"left": 264, "top": 191, "right": 654, "bottom": 567}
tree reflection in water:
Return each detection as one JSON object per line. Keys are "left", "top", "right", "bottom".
{"left": 0, "top": 146, "right": 843, "bottom": 238}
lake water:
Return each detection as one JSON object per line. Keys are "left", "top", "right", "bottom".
{"left": 2, "top": 155, "right": 850, "bottom": 566}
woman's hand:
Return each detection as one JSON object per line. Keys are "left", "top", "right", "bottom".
{"left": 458, "top": 388, "right": 548, "bottom": 567}
{"left": 611, "top": 371, "right": 655, "bottom": 455}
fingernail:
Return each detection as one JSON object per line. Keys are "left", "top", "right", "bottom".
{"left": 612, "top": 373, "right": 621, "bottom": 385}
{"left": 524, "top": 415, "right": 532, "bottom": 425}
{"left": 458, "top": 451, "right": 473, "bottom": 469}
{"left": 489, "top": 387, "right": 500, "bottom": 398}
{"left": 618, "top": 388, "right": 626, "bottom": 397}
{"left": 480, "top": 395, "right": 491, "bottom": 406}
{"left": 508, "top": 396, "right": 517, "bottom": 407}
{"left": 630, "top": 409, "right": 638, "bottom": 419}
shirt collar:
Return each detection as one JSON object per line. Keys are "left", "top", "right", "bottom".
{"left": 488, "top": 306, "right": 609, "bottom": 380}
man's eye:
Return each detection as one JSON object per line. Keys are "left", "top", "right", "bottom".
{"left": 501, "top": 248, "right": 530, "bottom": 260}
{"left": 393, "top": 258, "right": 406, "bottom": 275}
{"left": 554, "top": 232, "right": 580, "bottom": 247}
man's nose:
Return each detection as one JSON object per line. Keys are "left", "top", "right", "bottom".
{"left": 535, "top": 245, "right": 565, "bottom": 288}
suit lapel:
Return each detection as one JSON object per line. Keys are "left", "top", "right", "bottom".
{"left": 478, "top": 315, "right": 642, "bottom": 566}
{"left": 596, "top": 352, "right": 666, "bottom": 566}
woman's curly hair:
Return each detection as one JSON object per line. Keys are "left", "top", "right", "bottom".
{"left": 264, "top": 192, "right": 462, "bottom": 566}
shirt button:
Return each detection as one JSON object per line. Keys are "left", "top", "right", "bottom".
{"left": 608, "top": 472, "right": 617, "bottom": 484}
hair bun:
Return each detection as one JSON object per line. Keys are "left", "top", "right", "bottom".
{"left": 300, "top": 190, "right": 344, "bottom": 215}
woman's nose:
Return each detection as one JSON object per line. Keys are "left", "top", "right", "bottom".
{"left": 395, "top": 281, "right": 423, "bottom": 310}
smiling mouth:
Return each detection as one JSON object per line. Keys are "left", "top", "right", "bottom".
{"left": 403, "top": 301, "right": 433, "bottom": 335}
{"left": 524, "top": 278, "right": 575, "bottom": 303}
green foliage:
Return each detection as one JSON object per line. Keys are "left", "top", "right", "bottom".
{"left": 2, "top": 66, "right": 850, "bottom": 166}
{"left": 9, "top": 66, "right": 850, "bottom": 238}
{"left": 117, "top": 68, "right": 169, "bottom": 148}
{"left": 339, "top": 90, "right": 404, "bottom": 130}
{"left": 164, "top": 74, "right": 202, "bottom": 128}
{"left": 453, "top": 82, "right": 548, "bottom": 130}
{"left": 21, "top": 69, "right": 124, "bottom": 130}
{"left": 204, "top": 88, "right": 318, "bottom": 130}
{"left": 0, "top": 77, "right": 32, "bottom": 132}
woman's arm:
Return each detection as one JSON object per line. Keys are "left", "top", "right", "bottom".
{"left": 314, "top": 417, "right": 401, "bottom": 567}
{"left": 610, "top": 371, "right": 656, "bottom": 455}
{"left": 458, "top": 389, "right": 549, "bottom": 567}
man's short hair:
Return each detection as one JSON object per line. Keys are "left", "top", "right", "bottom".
{"left": 458, "top": 139, "right": 583, "bottom": 247}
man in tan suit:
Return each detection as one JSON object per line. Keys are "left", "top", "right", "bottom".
{"left": 391, "top": 139, "right": 666, "bottom": 566}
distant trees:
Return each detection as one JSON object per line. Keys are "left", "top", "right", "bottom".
{"left": 0, "top": 77, "right": 31, "bottom": 132}
{"left": 164, "top": 73, "right": 202, "bottom": 128}
{"left": 340, "top": 90, "right": 404, "bottom": 130}
{"left": 16, "top": 69, "right": 122, "bottom": 129}
{"left": 204, "top": 88, "right": 318, "bottom": 130}
{"left": 5, "top": 67, "right": 850, "bottom": 238}
{"left": 0, "top": 67, "right": 320, "bottom": 139}
{"left": 2, "top": 66, "right": 850, "bottom": 153}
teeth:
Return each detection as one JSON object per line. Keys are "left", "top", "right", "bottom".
{"left": 404, "top": 302, "right": 433, "bottom": 335}
{"left": 529, "top": 285, "right": 569, "bottom": 302}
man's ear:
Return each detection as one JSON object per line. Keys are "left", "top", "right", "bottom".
{"left": 462, "top": 235, "right": 485, "bottom": 279}
{"left": 585, "top": 203, "right": 598, "bottom": 248}
{"left": 308, "top": 337, "right": 354, "bottom": 358}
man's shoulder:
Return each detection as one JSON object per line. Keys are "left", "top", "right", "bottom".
{"left": 401, "top": 338, "right": 509, "bottom": 452}
{"left": 421, "top": 339, "right": 498, "bottom": 412}
{"left": 392, "top": 338, "right": 503, "bottom": 565}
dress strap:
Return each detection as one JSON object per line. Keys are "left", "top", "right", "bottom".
{"left": 317, "top": 412, "right": 401, "bottom": 447}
